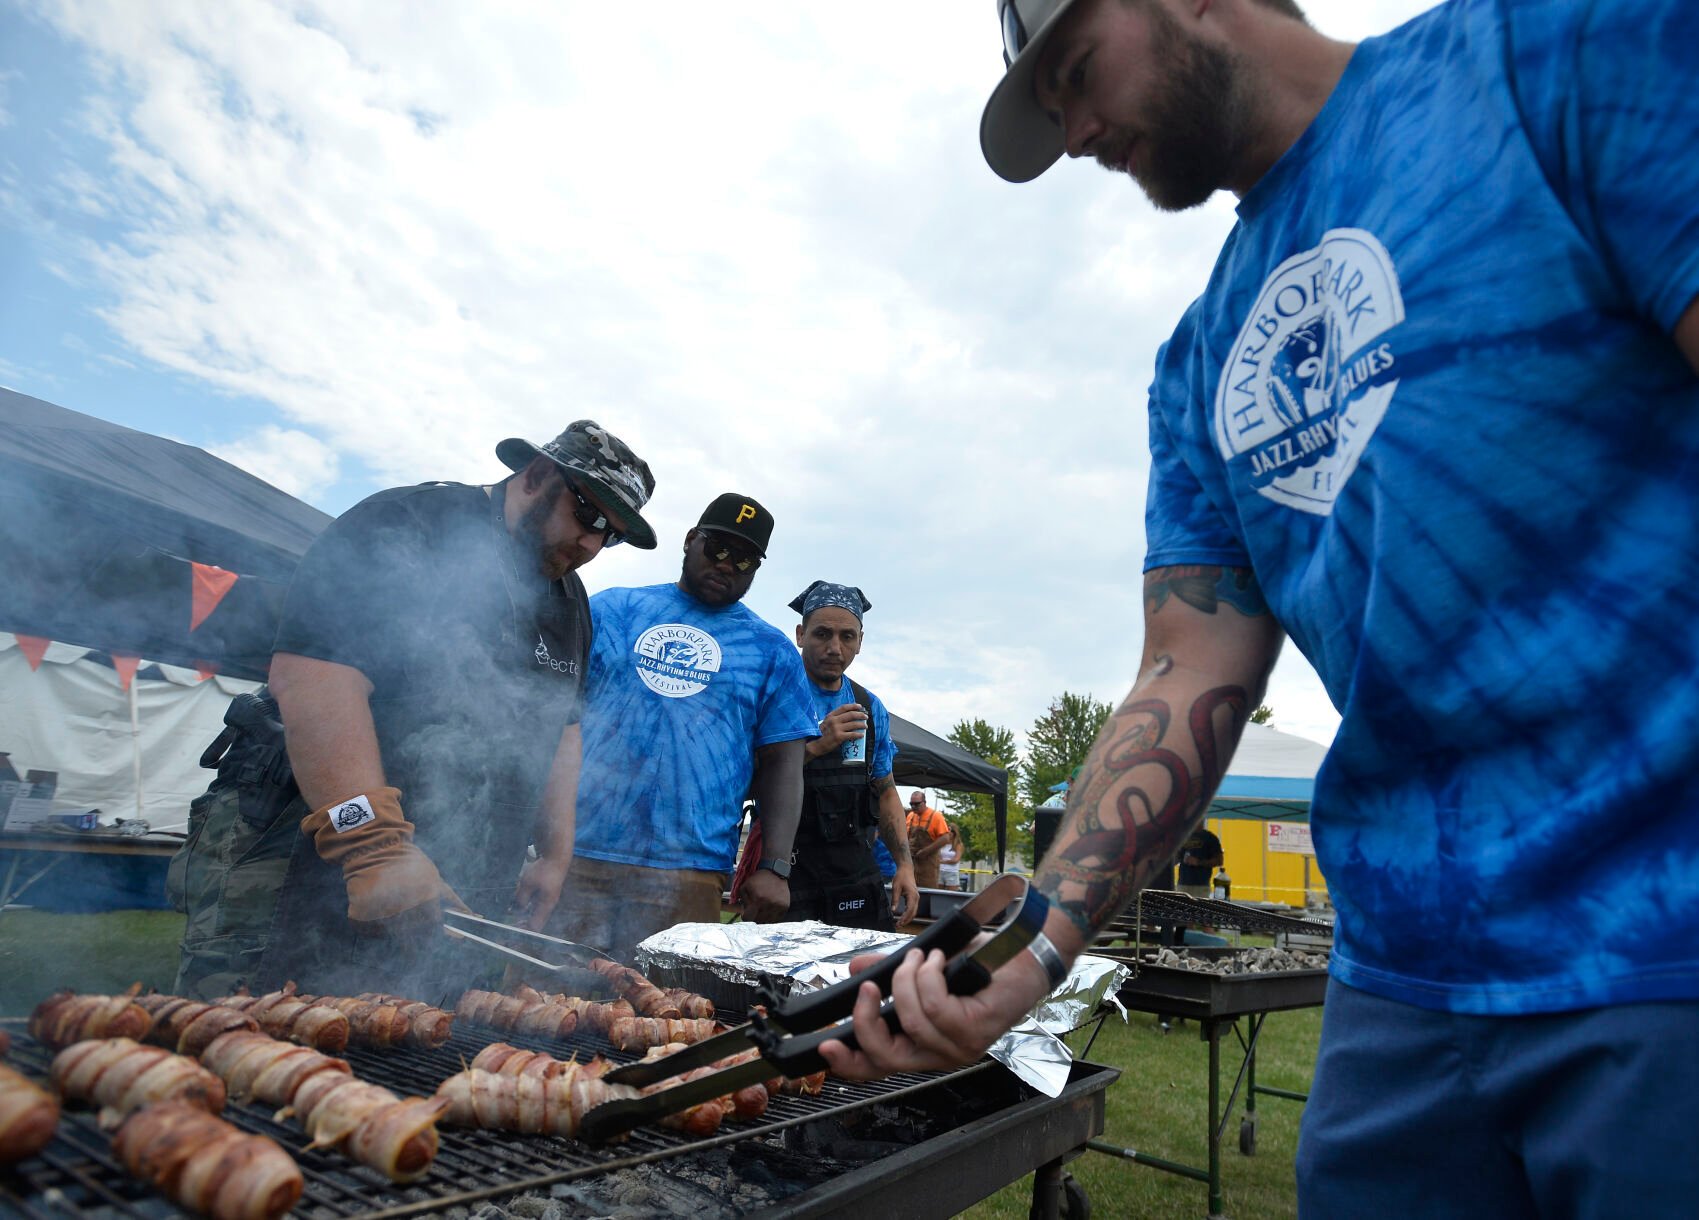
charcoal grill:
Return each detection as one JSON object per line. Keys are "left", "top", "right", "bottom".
{"left": 1078, "top": 896, "right": 1332, "bottom": 1219}
{"left": 0, "top": 1014, "right": 1117, "bottom": 1219}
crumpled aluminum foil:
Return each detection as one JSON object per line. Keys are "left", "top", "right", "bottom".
{"left": 637, "top": 920, "right": 1129, "bottom": 1097}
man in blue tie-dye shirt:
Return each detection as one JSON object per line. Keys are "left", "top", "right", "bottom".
{"left": 824, "top": 1, "right": 1699, "bottom": 1212}
{"left": 546, "top": 493, "right": 817, "bottom": 960}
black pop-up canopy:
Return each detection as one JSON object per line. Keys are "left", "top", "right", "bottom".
{"left": 0, "top": 388, "right": 331, "bottom": 679}
{"left": 888, "top": 712, "right": 1011, "bottom": 869}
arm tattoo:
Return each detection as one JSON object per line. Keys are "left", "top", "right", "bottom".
{"left": 1146, "top": 566, "right": 1269, "bottom": 619}
{"left": 1035, "top": 684, "right": 1247, "bottom": 940}
{"left": 870, "top": 774, "right": 895, "bottom": 795}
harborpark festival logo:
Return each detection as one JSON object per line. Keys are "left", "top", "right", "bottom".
{"left": 633, "top": 623, "right": 722, "bottom": 698}
{"left": 1214, "top": 228, "right": 1404, "bottom": 515}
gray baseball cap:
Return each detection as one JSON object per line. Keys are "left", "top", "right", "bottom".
{"left": 496, "top": 420, "right": 659, "bottom": 549}
{"left": 980, "top": 0, "right": 1085, "bottom": 183}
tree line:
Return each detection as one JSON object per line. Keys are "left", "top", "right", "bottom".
{"left": 939, "top": 696, "right": 1273, "bottom": 868}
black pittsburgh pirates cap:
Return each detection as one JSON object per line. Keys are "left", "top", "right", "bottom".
{"left": 697, "top": 492, "right": 774, "bottom": 557}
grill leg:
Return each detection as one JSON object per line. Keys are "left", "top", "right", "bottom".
{"left": 1028, "top": 1155, "right": 1064, "bottom": 1220}
{"left": 1208, "top": 1019, "right": 1225, "bottom": 1219}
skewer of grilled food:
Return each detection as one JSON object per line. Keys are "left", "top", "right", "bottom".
{"left": 51, "top": 1038, "right": 226, "bottom": 1118}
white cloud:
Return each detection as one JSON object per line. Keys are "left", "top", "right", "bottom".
{"left": 206, "top": 425, "right": 340, "bottom": 498}
{"left": 22, "top": 0, "right": 1443, "bottom": 761}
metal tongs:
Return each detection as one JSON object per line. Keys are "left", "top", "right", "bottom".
{"left": 442, "top": 909, "right": 619, "bottom": 996}
{"left": 579, "top": 873, "right": 1050, "bottom": 1142}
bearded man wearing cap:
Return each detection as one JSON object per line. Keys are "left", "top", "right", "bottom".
{"left": 825, "top": 0, "right": 1699, "bottom": 1212}
{"left": 780, "top": 582, "right": 919, "bottom": 932}
{"left": 546, "top": 494, "right": 816, "bottom": 959}
{"left": 171, "top": 421, "right": 655, "bottom": 999}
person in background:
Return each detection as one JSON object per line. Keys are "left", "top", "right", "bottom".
{"left": 823, "top": 1, "right": 1699, "bottom": 1214}
{"left": 937, "top": 821, "right": 964, "bottom": 891}
{"left": 173, "top": 421, "right": 656, "bottom": 999}
{"left": 1175, "top": 825, "right": 1223, "bottom": 899}
{"left": 547, "top": 494, "right": 816, "bottom": 960}
{"left": 783, "top": 581, "right": 918, "bottom": 930}
{"left": 905, "top": 791, "right": 951, "bottom": 889}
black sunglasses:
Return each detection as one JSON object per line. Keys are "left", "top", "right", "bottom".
{"left": 1001, "top": 0, "right": 1029, "bottom": 68}
{"left": 564, "top": 477, "right": 623, "bottom": 547}
{"left": 700, "top": 532, "right": 761, "bottom": 573}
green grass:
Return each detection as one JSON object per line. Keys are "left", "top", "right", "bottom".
{"left": 0, "top": 908, "right": 186, "bottom": 1017}
{"left": 959, "top": 1003, "right": 1319, "bottom": 1220}
{"left": 0, "top": 911, "right": 1321, "bottom": 1219}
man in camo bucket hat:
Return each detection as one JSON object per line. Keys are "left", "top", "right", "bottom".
{"left": 497, "top": 420, "right": 658, "bottom": 550}
{"left": 171, "top": 420, "right": 656, "bottom": 1000}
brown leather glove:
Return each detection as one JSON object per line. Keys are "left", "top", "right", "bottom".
{"left": 300, "top": 787, "right": 466, "bottom": 924}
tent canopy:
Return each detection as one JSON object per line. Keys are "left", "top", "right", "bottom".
{"left": 887, "top": 712, "right": 1010, "bottom": 867}
{"left": 0, "top": 389, "right": 331, "bottom": 678}
{"left": 1210, "top": 721, "right": 1330, "bottom": 822}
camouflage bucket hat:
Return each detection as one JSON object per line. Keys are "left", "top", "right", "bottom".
{"left": 496, "top": 420, "right": 659, "bottom": 549}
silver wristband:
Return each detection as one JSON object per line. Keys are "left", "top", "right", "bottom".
{"left": 1026, "top": 931, "right": 1070, "bottom": 991}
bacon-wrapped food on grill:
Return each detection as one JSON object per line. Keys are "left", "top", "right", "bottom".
{"left": 285, "top": 1066, "right": 448, "bottom": 1182}
{"left": 132, "top": 995, "right": 261, "bottom": 1057}
{"left": 285, "top": 992, "right": 415, "bottom": 1049}
{"left": 606, "top": 1016, "right": 721, "bottom": 1052}
{"left": 51, "top": 1038, "right": 226, "bottom": 1117}
{"left": 199, "top": 1031, "right": 351, "bottom": 1106}
{"left": 470, "top": 1042, "right": 612, "bottom": 1081}
{"left": 111, "top": 1100, "right": 302, "bottom": 1220}
{"left": 435, "top": 1066, "right": 641, "bottom": 1140}
{"left": 194, "top": 1030, "right": 441, "bottom": 1183}
{"left": 661, "top": 989, "right": 718, "bottom": 1020}
{"left": 0, "top": 1063, "right": 60, "bottom": 1164}
{"left": 637, "top": 1044, "right": 768, "bottom": 1125}
{"left": 214, "top": 985, "right": 349, "bottom": 1053}
{"left": 354, "top": 993, "right": 454, "bottom": 1048}
{"left": 586, "top": 959, "right": 683, "bottom": 1018}
{"left": 29, "top": 990, "right": 152, "bottom": 1048}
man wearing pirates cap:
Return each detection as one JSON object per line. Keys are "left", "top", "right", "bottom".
{"left": 172, "top": 421, "right": 655, "bottom": 998}
{"left": 782, "top": 581, "right": 919, "bottom": 931}
{"left": 547, "top": 493, "right": 817, "bottom": 959}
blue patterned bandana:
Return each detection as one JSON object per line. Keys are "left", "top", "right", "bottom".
{"left": 789, "top": 581, "right": 872, "bottom": 623}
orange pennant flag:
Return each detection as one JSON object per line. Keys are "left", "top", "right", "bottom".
{"left": 192, "top": 660, "right": 219, "bottom": 683}
{"left": 111, "top": 653, "right": 141, "bottom": 692}
{"left": 190, "top": 562, "right": 239, "bottom": 631}
{"left": 14, "top": 634, "right": 51, "bottom": 671}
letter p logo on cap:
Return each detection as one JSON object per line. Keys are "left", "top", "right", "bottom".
{"left": 736, "top": 504, "right": 757, "bottom": 524}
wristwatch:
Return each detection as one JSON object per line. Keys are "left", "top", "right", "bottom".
{"left": 755, "top": 857, "right": 792, "bottom": 880}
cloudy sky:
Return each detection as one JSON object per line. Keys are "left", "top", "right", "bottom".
{"left": 1, "top": 0, "right": 1440, "bottom": 759}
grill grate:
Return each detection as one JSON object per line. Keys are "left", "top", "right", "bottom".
{"left": 0, "top": 1017, "right": 982, "bottom": 1219}
{"left": 1122, "top": 890, "right": 1333, "bottom": 939}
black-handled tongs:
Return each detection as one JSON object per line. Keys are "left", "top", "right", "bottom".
{"left": 579, "top": 873, "right": 1050, "bottom": 1141}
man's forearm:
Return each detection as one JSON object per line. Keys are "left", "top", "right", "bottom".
{"left": 751, "top": 739, "right": 805, "bottom": 858}
{"left": 1034, "top": 668, "right": 1257, "bottom": 954}
{"left": 874, "top": 781, "right": 912, "bottom": 868}
{"left": 269, "top": 652, "right": 385, "bottom": 809}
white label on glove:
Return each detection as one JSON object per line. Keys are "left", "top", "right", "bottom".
{"left": 328, "top": 794, "right": 376, "bottom": 833}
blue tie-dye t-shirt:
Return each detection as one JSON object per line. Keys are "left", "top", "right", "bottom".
{"left": 1143, "top": 0, "right": 1699, "bottom": 1014}
{"left": 574, "top": 583, "right": 817, "bottom": 873}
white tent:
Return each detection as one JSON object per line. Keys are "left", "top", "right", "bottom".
{"left": 0, "top": 632, "right": 258, "bottom": 831}
{"left": 1217, "top": 721, "right": 1330, "bottom": 802}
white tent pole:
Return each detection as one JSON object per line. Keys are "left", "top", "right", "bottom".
{"left": 128, "top": 676, "right": 144, "bottom": 822}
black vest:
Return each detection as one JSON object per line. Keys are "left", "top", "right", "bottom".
{"left": 792, "top": 679, "right": 883, "bottom": 891}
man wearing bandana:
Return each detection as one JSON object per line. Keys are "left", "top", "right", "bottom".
{"left": 786, "top": 581, "right": 919, "bottom": 931}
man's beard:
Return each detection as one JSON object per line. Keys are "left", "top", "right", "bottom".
{"left": 1097, "top": 5, "right": 1250, "bottom": 212}
{"left": 517, "top": 485, "right": 588, "bottom": 581}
